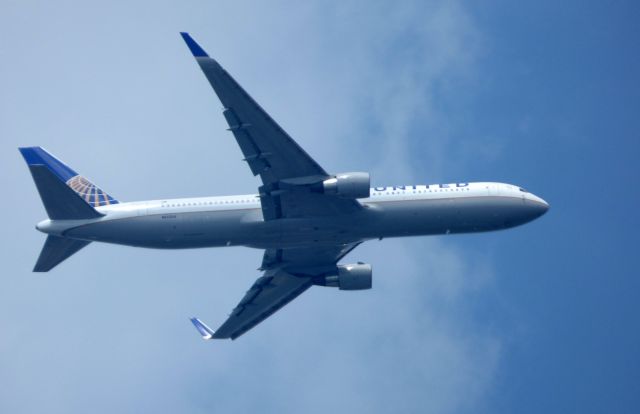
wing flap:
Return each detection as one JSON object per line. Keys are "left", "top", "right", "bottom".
{"left": 262, "top": 243, "right": 361, "bottom": 272}
{"left": 223, "top": 108, "right": 271, "bottom": 176}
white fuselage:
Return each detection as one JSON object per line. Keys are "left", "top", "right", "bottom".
{"left": 36, "top": 182, "right": 548, "bottom": 250}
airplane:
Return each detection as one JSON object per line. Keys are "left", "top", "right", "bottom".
{"left": 19, "top": 33, "right": 549, "bottom": 341}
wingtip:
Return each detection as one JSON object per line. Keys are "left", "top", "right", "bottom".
{"left": 190, "top": 317, "right": 215, "bottom": 340}
{"left": 180, "top": 32, "right": 209, "bottom": 58}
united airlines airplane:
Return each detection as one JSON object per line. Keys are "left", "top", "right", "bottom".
{"left": 19, "top": 33, "right": 548, "bottom": 340}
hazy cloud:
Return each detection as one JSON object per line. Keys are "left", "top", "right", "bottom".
{"left": 0, "top": 2, "right": 502, "bottom": 413}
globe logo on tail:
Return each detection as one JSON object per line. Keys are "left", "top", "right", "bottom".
{"left": 66, "top": 175, "right": 118, "bottom": 207}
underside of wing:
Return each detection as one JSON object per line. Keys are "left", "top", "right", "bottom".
{"left": 192, "top": 243, "right": 361, "bottom": 340}
{"left": 212, "top": 269, "right": 313, "bottom": 340}
{"left": 180, "top": 33, "right": 363, "bottom": 220}
{"left": 180, "top": 32, "right": 326, "bottom": 184}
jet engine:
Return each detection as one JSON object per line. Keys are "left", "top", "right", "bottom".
{"left": 312, "top": 172, "right": 370, "bottom": 199}
{"left": 317, "top": 263, "right": 372, "bottom": 290}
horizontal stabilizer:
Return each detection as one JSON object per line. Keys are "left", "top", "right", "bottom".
{"left": 34, "top": 235, "right": 91, "bottom": 272}
{"left": 190, "top": 317, "right": 215, "bottom": 340}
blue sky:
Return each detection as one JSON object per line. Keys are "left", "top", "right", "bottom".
{"left": 1, "top": 1, "right": 638, "bottom": 413}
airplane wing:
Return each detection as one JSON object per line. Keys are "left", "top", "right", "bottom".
{"left": 207, "top": 269, "right": 313, "bottom": 340}
{"left": 192, "top": 243, "right": 360, "bottom": 340}
{"left": 180, "top": 33, "right": 362, "bottom": 220}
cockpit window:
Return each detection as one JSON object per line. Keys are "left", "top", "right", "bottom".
{"left": 519, "top": 187, "right": 527, "bottom": 193}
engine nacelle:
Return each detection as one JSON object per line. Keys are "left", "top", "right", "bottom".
{"left": 322, "top": 263, "right": 372, "bottom": 290}
{"left": 313, "top": 172, "right": 370, "bottom": 199}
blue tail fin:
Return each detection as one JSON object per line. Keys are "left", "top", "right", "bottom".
{"left": 19, "top": 147, "right": 118, "bottom": 219}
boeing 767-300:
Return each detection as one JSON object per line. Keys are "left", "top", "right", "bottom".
{"left": 19, "top": 33, "right": 548, "bottom": 340}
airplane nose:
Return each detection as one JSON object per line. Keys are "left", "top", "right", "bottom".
{"left": 541, "top": 199, "right": 549, "bottom": 212}
{"left": 526, "top": 194, "right": 549, "bottom": 219}
{"left": 534, "top": 200, "right": 549, "bottom": 217}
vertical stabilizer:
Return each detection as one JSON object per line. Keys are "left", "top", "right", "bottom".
{"left": 19, "top": 147, "right": 118, "bottom": 219}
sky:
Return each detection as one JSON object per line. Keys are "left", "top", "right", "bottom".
{"left": 1, "top": 1, "right": 639, "bottom": 413}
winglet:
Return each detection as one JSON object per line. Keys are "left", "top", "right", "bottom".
{"left": 190, "top": 317, "right": 215, "bottom": 340}
{"left": 180, "top": 32, "right": 209, "bottom": 57}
